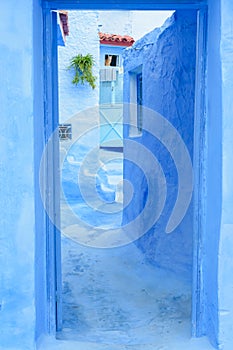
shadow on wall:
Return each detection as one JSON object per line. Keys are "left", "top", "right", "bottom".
{"left": 123, "top": 10, "right": 197, "bottom": 279}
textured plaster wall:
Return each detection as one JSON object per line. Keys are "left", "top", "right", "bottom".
{"left": 0, "top": 0, "right": 38, "bottom": 349}
{"left": 123, "top": 11, "right": 197, "bottom": 278}
{"left": 217, "top": 0, "right": 233, "bottom": 349}
{"left": 204, "top": 0, "right": 222, "bottom": 346}
{"left": 58, "top": 11, "right": 100, "bottom": 122}
{"left": 201, "top": 0, "right": 233, "bottom": 347}
{"left": 97, "top": 11, "right": 133, "bottom": 37}
{"left": 1, "top": 1, "right": 233, "bottom": 350}
{"left": 33, "top": 0, "right": 47, "bottom": 344}
{"left": 58, "top": 10, "right": 137, "bottom": 123}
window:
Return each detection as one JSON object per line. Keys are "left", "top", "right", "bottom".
{"left": 105, "top": 54, "right": 119, "bottom": 67}
{"left": 129, "top": 66, "right": 143, "bottom": 136}
{"left": 59, "top": 124, "right": 72, "bottom": 140}
{"left": 137, "top": 73, "right": 143, "bottom": 132}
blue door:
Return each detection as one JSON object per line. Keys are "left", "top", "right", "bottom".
{"left": 100, "top": 68, "right": 124, "bottom": 148}
{"left": 100, "top": 104, "right": 123, "bottom": 148}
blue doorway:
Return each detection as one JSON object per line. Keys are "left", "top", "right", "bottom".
{"left": 42, "top": 1, "right": 208, "bottom": 347}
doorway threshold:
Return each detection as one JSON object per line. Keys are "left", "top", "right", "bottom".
{"left": 39, "top": 333, "right": 213, "bottom": 350}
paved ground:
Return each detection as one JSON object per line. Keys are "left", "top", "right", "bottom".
{"left": 48, "top": 237, "right": 214, "bottom": 350}
{"left": 48, "top": 147, "right": 215, "bottom": 350}
{"left": 40, "top": 238, "right": 214, "bottom": 349}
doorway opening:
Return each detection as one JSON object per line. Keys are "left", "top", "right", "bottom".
{"left": 42, "top": 3, "right": 209, "bottom": 349}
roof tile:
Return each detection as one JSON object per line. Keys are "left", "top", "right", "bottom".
{"left": 59, "top": 11, "right": 69, "bottom": 36}
{"left": 99, "top": 32, "right": 134, "bottom": 47}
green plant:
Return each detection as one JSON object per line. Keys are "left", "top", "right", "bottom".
{"left": 68, "top": 54, "right": 97, "bottom": 89}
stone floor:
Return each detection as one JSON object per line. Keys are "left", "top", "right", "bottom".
{"left": 44, "top": 236, "right": 214, "bottom": 350}
{"left": 48, "top": 147, "right": 215, "bottom": 350}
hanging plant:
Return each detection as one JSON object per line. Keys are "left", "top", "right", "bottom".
{"left": 68, "top": 54, "right": 97, "bottom": 89}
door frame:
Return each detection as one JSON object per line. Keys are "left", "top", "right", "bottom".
{"left": 42, "top": 9, "right": 62, "bottom": 332}
{"left": 42, "top": 0, "right": 208, "bottom": 337}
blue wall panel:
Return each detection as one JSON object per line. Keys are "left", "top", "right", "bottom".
{"left": 203, "top": 0, "right": 221, "bottom": 346}
{"left": 33, "top": 0, "right": 48, "bottom": 343}
{"left": 0, "top": 1, "right": 36, "bottom": 349}
{"left": 123, "top": 11, "right": 197, "bottom": 279}
{"left": 217, "top": 1, "right": 233, "bottom": 349}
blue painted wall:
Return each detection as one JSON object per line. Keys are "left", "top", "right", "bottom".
{"left": 123, "top": 11, "right": 197, "bottom": 279}
{"left": 33, "top": 0, "right": 48, "bottom": 344}
{"left": 100, "top": 45, "right": 125, "bottom": 68}
{"left": 0, "top": 1, "right": 38, "bottom": 349}
{"left": 196, "top": 0, "right": 233, "bottom": 347}
{"left": 0, "top": 1, "right": 48, "bottom": 348}
{"left": 99, "top": 45, "right": 125, "bottom": 105}
{"left": 203, "top": 0, "right": 222, "bottom": 346}
{"left": 99, "top": 44, "right": 125, "bottom": 146}
{"left": 208, "top": 0, "right": 233, "bottom": 349}
{"left": 0, "top": 1, "right": 233, "bottom": 349}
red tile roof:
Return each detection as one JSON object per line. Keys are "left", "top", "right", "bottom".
{"left": 99, "top": 32, "right": 135, "bottom": 47}
{"left": 59, "top": 11, "right": 69, "bottom": 36}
